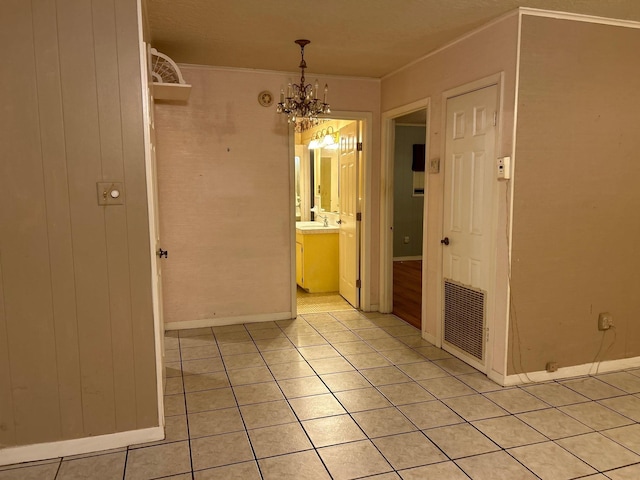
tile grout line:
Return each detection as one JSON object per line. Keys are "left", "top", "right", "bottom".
{"left": 257, "top": 317, "right": 337, "bottom": 479}
{"left": 217, "top": 324, "right": 269, "bottom": 479}
{"left": 164, "top": 315, "right": 640, "bottom": 478}
{"left": 180, "top": 327, "right": 201, "bottom": 480}
{"left": 300, "top": 312, "right": 458, "bottom": 477}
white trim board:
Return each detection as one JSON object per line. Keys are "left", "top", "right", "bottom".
{"left": 520, "top": 7, "right": 640, "bottom": 29}
{"left": 422, "top": 331, "right": 438, "bottom": 347}
{"left": 0, "top": 427, "right": 164, "bottom": 466}
{"left": 164, "top": 312, "right": 292, "bottom": 330}
{"left": 488, "top": 355, "right": 640, "bottom": 387}
{"left": 178, "top": 63, "right": 382, "bottom": 84}
{"left": 379, "top": 98, "right": 431, "bottom": 314}
{"left": 137, "top": 0, "right": 165, "bottom": 437}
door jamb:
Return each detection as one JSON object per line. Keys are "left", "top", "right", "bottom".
{"left": 290, "top": 111, "right": 373, "bottom": 317}
{"left": 380, "top": 99, "right": 430, "bottom": 319}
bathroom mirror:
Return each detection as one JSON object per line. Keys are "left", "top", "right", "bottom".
{"left": 312, "top": 147, "right": 339, "bottom": 213}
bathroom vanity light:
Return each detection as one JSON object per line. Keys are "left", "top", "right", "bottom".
{"left": 277, "top": 39, "right": 330, "bottom": 132}
{"left": 308, "top": 126, "right": 339, "bottom": 150}
{"left": 322, "top": 126, "right": 339, "bottom": 149}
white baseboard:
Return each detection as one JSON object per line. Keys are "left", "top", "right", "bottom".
{"left": 488, "top": 355, "right": 640, "bottom": 387}
{"left": 0, "top": 426, "right": 164, "bottom": 466}
{"left": 164, "top": 311, "right": 293, "bottom": 330}
{"left": 393, "top": 256, "right": 422, "bottom": 262}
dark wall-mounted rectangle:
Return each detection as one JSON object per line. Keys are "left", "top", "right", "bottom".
{"left": 412, "top": 144, "right": 425, "bottom": 171}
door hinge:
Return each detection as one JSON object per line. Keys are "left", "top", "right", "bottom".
{"left": 356, "top": 279, "right": 361, "bottom": 288}
{"left": 356, "top": 212, "right": 362, "bottom": 221}
{"left": 493, "top": 111, "right": 497, "bottom": 126}
{"left": 485, "top": 327, "right": 490, "bottom": 342}
{"left": 356, "top": 142, "right": 363, "bottom": 151}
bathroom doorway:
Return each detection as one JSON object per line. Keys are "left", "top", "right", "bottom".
{"left": 292, "top": 115, "right": 369, "bottom": 315}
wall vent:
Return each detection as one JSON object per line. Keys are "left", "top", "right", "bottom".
{"left": 443, "top": 279, "right": 485, "bottom": 362}
{"left": 150, "top": 48, "right": 191, "bottom": 101}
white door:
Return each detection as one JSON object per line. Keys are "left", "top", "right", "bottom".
{"left": 442, "top": 85, "right": 497, "bottom": 366}
{"left": 149, "top": 111, "right": 165, "bottom": 347}
{"left": 143, "top": 44, "right": 166, "bottom": 385}
{"left": 338, "top": 122, "right": 360, "bottom": 308}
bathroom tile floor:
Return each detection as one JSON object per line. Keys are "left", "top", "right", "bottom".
{"left": 296, "top": 288, "right": 353, "bottom": 314}
{"left": 3, "top": 310, "right": 640, "bottom": 479}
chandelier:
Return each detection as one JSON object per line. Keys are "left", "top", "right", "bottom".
{"left": 276, "top": 39, "right": 330, "bottom": 132}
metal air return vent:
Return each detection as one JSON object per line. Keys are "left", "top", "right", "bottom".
{"left": 443, "top": 279, "right": 485, "bottom": 362}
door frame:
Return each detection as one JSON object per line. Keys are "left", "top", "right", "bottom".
{"left": 438, "top": 73, "right": 505, "bottom": 375}
{"left": 290, "top": 111, "right": 373, "bottom": 316}
{"left": 380, "top": 99, "right": 430, "bottom": 323}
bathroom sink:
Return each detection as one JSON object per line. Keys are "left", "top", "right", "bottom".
{"left": 296, "top": 221, "right": 339, "bottom": 233}
{"left": 296, "top": 221, "right": 328, "bottom": 229}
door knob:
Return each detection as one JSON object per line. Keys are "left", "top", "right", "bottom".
{"left": 440, "top": 237, "right": 450, "bottom": 246}
{"left": 157, "top": 248, "right": 168, "bottom": 258}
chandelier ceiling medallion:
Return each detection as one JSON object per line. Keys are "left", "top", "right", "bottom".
{"left": 276, "top": 39, "right": 330, "bottom": 132}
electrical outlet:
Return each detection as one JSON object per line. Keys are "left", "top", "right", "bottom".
{"left": 598, "top": 312, "right": 614, "bottom": 331}
{"left": 546, "top": 361, "right": 559, "bottom": 373}
{"left": 403, "top": 236, "right": 410, "bottom": 244}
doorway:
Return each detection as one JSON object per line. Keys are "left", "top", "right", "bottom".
{"left": 292, "top": 115, "right": 369, "bottom": 316}
{"left": 391, "top": 113, "right": 427, "bottom": 329}
{"left": 380, "top": 102, "right": 429, "bottom": 330}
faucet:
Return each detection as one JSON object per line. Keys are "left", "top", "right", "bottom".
{"left": 310, "top": 206, "right": 329, "bottom": 227}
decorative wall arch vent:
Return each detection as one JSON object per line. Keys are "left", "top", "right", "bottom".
{"left": 150, "top": 47, "right": 191, "bottom": 101}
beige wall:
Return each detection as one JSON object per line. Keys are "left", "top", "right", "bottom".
{"left": 381, "top": 14, "right": 519, "bottom": 374}
{"left": 154, "top": 66, "right": 380, "bottom": 325}
{"left": 509, "top": 16, "right": 640, "bottom": 373}
{"left": 0, "top": 0, "right": 158, "bottom": 448}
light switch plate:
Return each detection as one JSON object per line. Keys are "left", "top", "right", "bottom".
{"left": 497, "top": 156, "right": 511, "bottom": 180}
{"left": 97, "top": 182, "right": 125, "bottom": 205}
{"left": 429, "top": 158, "right": 440, "bottom": 174}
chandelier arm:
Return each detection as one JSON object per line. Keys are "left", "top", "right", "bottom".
{"left": 277, "top": 39, "right": 330, "bottom": 131}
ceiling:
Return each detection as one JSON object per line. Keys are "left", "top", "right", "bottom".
{"left": 146, "top": 0, "right": 640, "bottom": 78}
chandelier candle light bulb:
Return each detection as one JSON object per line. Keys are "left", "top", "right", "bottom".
{"left": 276, "top": 39, "right": 331, "bottom": 132}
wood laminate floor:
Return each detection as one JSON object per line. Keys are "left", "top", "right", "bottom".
{"left": 392, "top": 260, "right": 422, "bottom": 329}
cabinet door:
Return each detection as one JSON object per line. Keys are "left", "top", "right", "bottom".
{"left": 295, "top": 242, "right": 304, "bottom": 287}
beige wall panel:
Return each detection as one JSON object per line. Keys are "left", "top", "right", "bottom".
{"left": 56, "top": 0, "right": 116, "bottom": 435}
{"left": 0, "top": 1, "right": 63, "bottom": 445}
{"left": 155, "top": 67, "right": 297, "bottom": 323}
{"left": 381, "top": 15, "right": 518, "bottom": 369}
{"left": 510, "top": 16, "right": 640, "bottom": 373}
{"left": 155, "top": 67, "right": 379, "bottom": 325}
{"left": 114, "top": 0, "right": 158, "bottom": 427}
{"left": 1, "top": 0, "right": 158, "bottom": 448}
{"left": 92, "top": 0, "right": 137, "bottom": 432}
{"left": 31, "top": 0, "right": 84, "bottom": 439}
{"left": 0, "top": 256, "right": 16, "bottom": 445}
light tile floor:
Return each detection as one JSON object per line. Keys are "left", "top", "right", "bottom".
{"left": 3, "top": 310, "right": 640, "bottom": 479}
